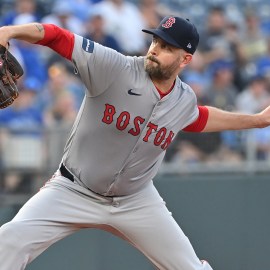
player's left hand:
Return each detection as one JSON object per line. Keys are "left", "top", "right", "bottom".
{"left": 257, "top": 105, "right": 270, "bottom": 128}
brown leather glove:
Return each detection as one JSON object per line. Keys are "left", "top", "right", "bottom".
{"left": 0, "top": 44, "right": 24, "bottom": 109}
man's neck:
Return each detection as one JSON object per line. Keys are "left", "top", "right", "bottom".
{"left": 152, "top": 78, "right": 176, "bottom": 94}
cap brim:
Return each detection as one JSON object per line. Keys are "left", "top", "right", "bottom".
{"left": 142, "top": 29, "right": 182, "bottom": 49}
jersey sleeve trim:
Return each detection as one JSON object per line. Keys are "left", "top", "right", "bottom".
{"left": 35, "top": 24, "right": 74, "bottom": 60}
{"left": 183, "top": 106, "right": 209, "bottom": 132}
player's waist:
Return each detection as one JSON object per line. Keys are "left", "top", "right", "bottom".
{"left": 60, "top": 163, "right": 118, "bottom": 198}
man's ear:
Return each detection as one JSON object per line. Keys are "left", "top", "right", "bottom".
{"left": 183, "top": 54, "right": 193, "bottom": 65}
{"left": 179, "top": 53, "right": 192, "bottom": 68}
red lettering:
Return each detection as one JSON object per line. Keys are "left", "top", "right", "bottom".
{"left": 128, "top": 116, "right": 145, "bottom": 136}
{"left": 161, "top": 131, "right": 175, "bottom": 150}
{"left": 116, "top": 111, "right": 130, "bottom": 131}
{"left": 154, "top": 127, "right": 167, "bottom": 146}
{"left": 143, "top": 122, "right": 158, "bottom": 142}
{"left": 102, "top": 104, "right": 116, "bottom": 124}
{"left": 162, "top": 17, "right": 176, "bottom": 29}
{"left": 101, "top": 104, "right": 175, "bottom": 150}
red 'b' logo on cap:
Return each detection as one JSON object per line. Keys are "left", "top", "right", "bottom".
{"left": 162, "top": 17, "right": 176, "bottom": 28}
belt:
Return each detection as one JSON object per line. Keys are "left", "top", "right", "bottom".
{"left": 60, "top": 163, "right": 74, "bottom": 182}
{"left": 59, "top": 163, "right": 116, "bottom": 198}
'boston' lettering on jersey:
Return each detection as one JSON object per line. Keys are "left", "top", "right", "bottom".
{"left": 102, "top": 103, "right": 175, "bottom": 150}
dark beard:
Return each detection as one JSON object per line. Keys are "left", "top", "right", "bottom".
{"left": 144, "top": 56, "right": 179, "bottom": 80}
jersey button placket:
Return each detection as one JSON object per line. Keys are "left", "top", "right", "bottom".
{"left": 151, "top": 102, "right": 161, "bottom": 118}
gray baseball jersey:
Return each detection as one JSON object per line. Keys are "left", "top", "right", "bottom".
{"left": 62, "top": 35, "right": 199, "bottom": 197}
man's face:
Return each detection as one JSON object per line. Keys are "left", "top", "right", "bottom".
{"left": 144, "top": 36, "right": 184, "bottom": 80}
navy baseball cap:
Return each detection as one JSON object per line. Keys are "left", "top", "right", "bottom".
{"left": 142, "top": 16, "right": 199, "bottom": 54}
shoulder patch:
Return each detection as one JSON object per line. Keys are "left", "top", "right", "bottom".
{"left": 82, "top": 38, "right": 94, "bottom": 53}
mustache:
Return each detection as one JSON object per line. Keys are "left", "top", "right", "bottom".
{"left": 147, "top": 55, "right": 160, "bottom": 65}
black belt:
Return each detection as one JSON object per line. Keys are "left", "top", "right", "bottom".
{"left": 59, "top": 163, "right": 116, "bottom": 197}
{"left": 60, "top": 163, "right": 75, "bottom": 182}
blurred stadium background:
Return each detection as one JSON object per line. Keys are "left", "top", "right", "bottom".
{"left": 1, "top": 0, "right": 270, "bottom": 269}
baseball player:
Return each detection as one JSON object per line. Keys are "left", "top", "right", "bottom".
{"left": 0, "top": 15, "right": 270, "bottom": 270}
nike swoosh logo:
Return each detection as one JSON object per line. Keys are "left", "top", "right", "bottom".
{"left": 128, "top": 89, "right": 142, "bottom": 96}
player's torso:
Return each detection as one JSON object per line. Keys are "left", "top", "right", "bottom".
{"left": 62, "top": 38, "right": 197, "bottom": 196}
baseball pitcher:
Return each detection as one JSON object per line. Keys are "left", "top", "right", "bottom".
{"left": 0, "top": 15, "right": 270, "bottom": 270}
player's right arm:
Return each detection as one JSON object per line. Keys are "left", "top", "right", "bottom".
{"left": 0, "top": 23, "right": 127, "bottom": 96}
{"left": 0, "top": 23, "right": 45, "bottom": 47}
{"left": 0, "top": 23, "right": 74, "bottom": 61}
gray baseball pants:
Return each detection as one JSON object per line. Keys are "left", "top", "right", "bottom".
{"left": 0, "top": 173, "right": 213, "bottom": 270}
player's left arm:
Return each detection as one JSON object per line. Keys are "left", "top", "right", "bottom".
{"left": 201, "top": 105, "right": 270, "bottom": 132}
{"left": 183, "top": 105, "right": 270, "bottom": 132}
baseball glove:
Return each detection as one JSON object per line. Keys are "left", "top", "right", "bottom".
{"left": 0, "top": 44, "right": 24, "bottom": 109}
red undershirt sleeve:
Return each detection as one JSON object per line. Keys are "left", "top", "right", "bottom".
{"left": 183, "top": 106, "right": 209, "bottom": 132}
{"left": 35, "top": 24, "right": 74, "bottom": 61}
